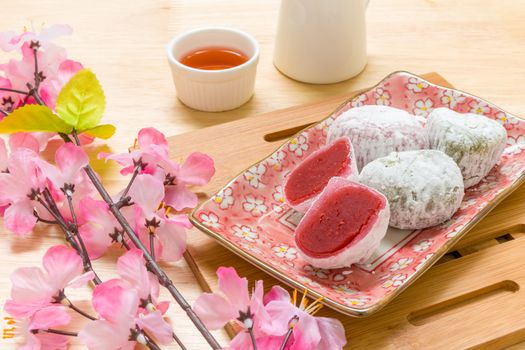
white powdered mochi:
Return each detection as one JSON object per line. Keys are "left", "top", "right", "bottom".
{"left": 426, "top": 108, "right": 507, "bottom": 188}
{"left": 327, "top": 105, "right": 429, "bottom": 170}
{"left": 359, "top": 150, "right": 464, "bottom": 230}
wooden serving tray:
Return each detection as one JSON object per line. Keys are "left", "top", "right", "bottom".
{"left": 168, "top": 73, "right": 525, "bottom": 349}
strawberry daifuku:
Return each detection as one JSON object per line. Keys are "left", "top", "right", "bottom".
{"left": 294, "top": 177, "right": 390, "bottom": 269}
{"left": 284, "top": 137, "right": 357, "bottom": 212}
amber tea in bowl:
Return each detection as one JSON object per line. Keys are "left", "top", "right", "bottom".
{"left": 179, "top": 47, "right": 249, "bottom": 71}
{"left": 167, "top": 27, "right": 260, "bottom": 112}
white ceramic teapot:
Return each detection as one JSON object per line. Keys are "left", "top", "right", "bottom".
{"left": 273, "top": 0, "right": 369, "bottom": 84}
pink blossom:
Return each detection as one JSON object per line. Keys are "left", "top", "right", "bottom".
{"left": 41, "top": 143, "right": 89, "bottom": 190}
{"left": 128, "top": 174, "right": 190, "bottom": 262}
{"left": 37, "top": 142, "right": 94, "bottom": 224}
{"left": 79, "top": 279, "right": 173, "bottom": 349}
{"left": 160, "top": 151, "right": 215, "bottom": 211}
{"left": 194, "top": 268, "right": 347, "bottom": 350}
{"left": 9, "top": 132, "right": 54, "bottom": 153}
{"left": 261, "top": 286, "right": 346, "bottom": 350}
{"left": 0, "top": 25, "right": 82, "bottom": 109}
{"left": 99, "top": 127, "right": 169, "bottom": 175}
{"left": 14, "top": 305, "right": 71, "bottom": 350}
{"left": 78, "top": 197, "right": 120, "bottom": 259}
{"left": 0, "top": 24, "right": 72, "bottom": 52}
{"left": 193, "top": 267, "right": 271, "bottom": 348}
{"left": 116, "top": 249, "right": 169, "bottom": 314}
{"left": 0, "top": 148, "right": 46, "bottom": 234}
{"left": 4, "top": 245, "right": 93, "bottom": 319}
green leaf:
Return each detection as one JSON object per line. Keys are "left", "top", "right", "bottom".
{"left": 82, "top": 124, "right": 116, "bottom": 139}
{"left": 0, "top": 105, "right": 72, "bottom": 134}
{"left": 55, "top": 68, "right": 106, "bottom": 131}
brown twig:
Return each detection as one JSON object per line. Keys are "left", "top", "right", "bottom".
{"left": 36, "top": 188, "right": 102, "bottom": 285}
{"left": 37, "top": 329, "right": 78, "bottom": 337}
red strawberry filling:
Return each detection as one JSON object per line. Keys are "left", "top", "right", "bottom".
{"left": 284, "top": 138, "right": 351, "bottom": 206}
{"left": 295, "top": 184, "right": 384, "bottom": 258}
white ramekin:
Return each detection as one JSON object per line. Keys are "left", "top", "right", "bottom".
{"left": 167, "top": 27, "right": 260, "bottom": 112}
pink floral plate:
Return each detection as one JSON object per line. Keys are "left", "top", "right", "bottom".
{"left": 190, "top": 71, "right": 525, "bottom": 317}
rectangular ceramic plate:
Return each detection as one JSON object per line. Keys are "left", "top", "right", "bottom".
{"left": 190, "top": 71, "right": 525, "bottom": 317}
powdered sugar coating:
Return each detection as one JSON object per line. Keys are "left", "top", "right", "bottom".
{"left": 327, "top": 105, "right": 429, "bottom": 170}
{"left": 426, "top": 108, "right": 507, "bottom": 188}
{"left": 296, "top": 177, "right": 390, "bottom": 269}
{"left": 360, "top": 150, "right": 464, "bottom": 230}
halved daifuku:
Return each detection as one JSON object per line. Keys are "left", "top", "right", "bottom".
{"left": 360, "top": 150, "right": 464, "bottom": 230}
{"left": 426, "top": 108, "right": 507, "bottom": 188}
{"left": 294, "top": 177, "right": 389, "bottom": 269}
{"left": 327, "top": 105, "right": 429, "bottom": 170}
{"left": 284, "top": 137, "right": 357, "bottom": 212}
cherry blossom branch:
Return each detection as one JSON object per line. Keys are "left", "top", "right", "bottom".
{"left": 72, "top": 131, "right": 221, "bottom": 349}
{"left": 0, "top": 109, "right": 7, "bottom": 117}
{"left": 35, "top": 188, "right": 102, "bottom": 285}
{"left": 149, "top": 233, "right": 155, "bottom": 261}
{"left": 120, "top": 163, "right": 141, "bottom": 200}
{"left": 36, "top": 329, "right": 78, "bottom": 337}
{"left": 173, "top": 333, "right": 187, "bottom": 350}
{"left": 61, "top": 296, "right": 97, "bottom": 321}
{"left": 0, "top": 87, "right": 29, "bottom": 95}
{"left": 64, "top": 190, "right": 98, "bottom": 285}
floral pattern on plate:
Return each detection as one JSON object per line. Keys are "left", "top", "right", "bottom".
{"left": 191, "top": 71, "right": 525, "bottom": 317}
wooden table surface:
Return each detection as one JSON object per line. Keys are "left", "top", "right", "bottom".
{"left": 1, "top": 0, "right": 524, "bottom": 349}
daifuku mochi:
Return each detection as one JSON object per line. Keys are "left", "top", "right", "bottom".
{"left": 327, "top": 105, "right": 429, "bottom": 170}
{"left": 284, "top": 137, "right": 357, "bottom": 212}
{"left": 294, "top": 177, "right": 389, "bottom": 269}
{"left": 426, "top": 108, "right": 507, "bottom": 188}
{"left": 360, "top": 150, "right": 464, "bottom": 230}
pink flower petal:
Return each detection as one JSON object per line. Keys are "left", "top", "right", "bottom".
{"left": 316, "top": 317, "right": 347, "bottom": 350}
{"left": 163, "top": 184, "right": 198, "bottom": 211}
{"left": 229, "top": 332, "right": 256, "bottom": 350}
{"left": 0, "top": 137, "right": 7, "bottom": 170}
{"left": 167, "top": 213, "right": 193, "bottom": 229}
{"left": 138, "top": 127, "right": 168, "bottom": 150}
{"left": 68, "top": 271, "right": 95, "bottom": 288}
{"left": 217, "top": 267, "right": 251, "bottom": 312}
{"left": 291, "top": 314, "right": 322, "bottom": 350}
{"left": 9, "top": 133, "right": 40, "bottom": 153}
{"left": 128, "top": 175, "right": 164, "bottom": 218}
{"left": 193, "top": 293, "right": 236, "bottom": 329}
{"left": 79, "top": 319, "right": 134, "bottom": 350}
{"left": 261, "top": 300, "right": 298, "bottom": 336}
{"left": 4, "top": 299, "right": 50, "bottom": 319}
{"left": 28, "top": 332, "right": 69, "bottom": 350}
{"left": 117, "top": 249, "right": 150, "bottom": 300}
{"left": 156, "top": 221, "right": 187, "bottom": 262}
{"left": 253, "top": 336, "right": 290, "bottom": 350}
{"left": 263, "top": 285, "right": 290, "bottom": 305}
{"left": 55, "top": 143, "right": 89, "bottom": 185}
{"left": 92, "top": 279, "right": 138, "bottom": 322}
{"left": 9, "top": 266, "right": 54, "bottom": 305}
{"left": 156, "top": 300, "right": 170, "bottom": 315}
{"left": 4, "top": 200, "right": 38, "bottom": 234}
{"left": 0, "top": 173, "right": 25, "bottom": 204}
{"left": 78, "top": 197, "right": 117, "bottom": 259}
{"left": 136, "top": 311, "right": 173, "bottom": 345}
{"left": 180, "top": 152, "right": 215, "bottom": 186}
{"left": 42, "top": 245, "right": 84, "bottom": 291}
{"left": 78, "top": 222, "right": 113, "bottom": 259}
{"left": 30, "top": 305, "right": 71, "bottom": 329}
